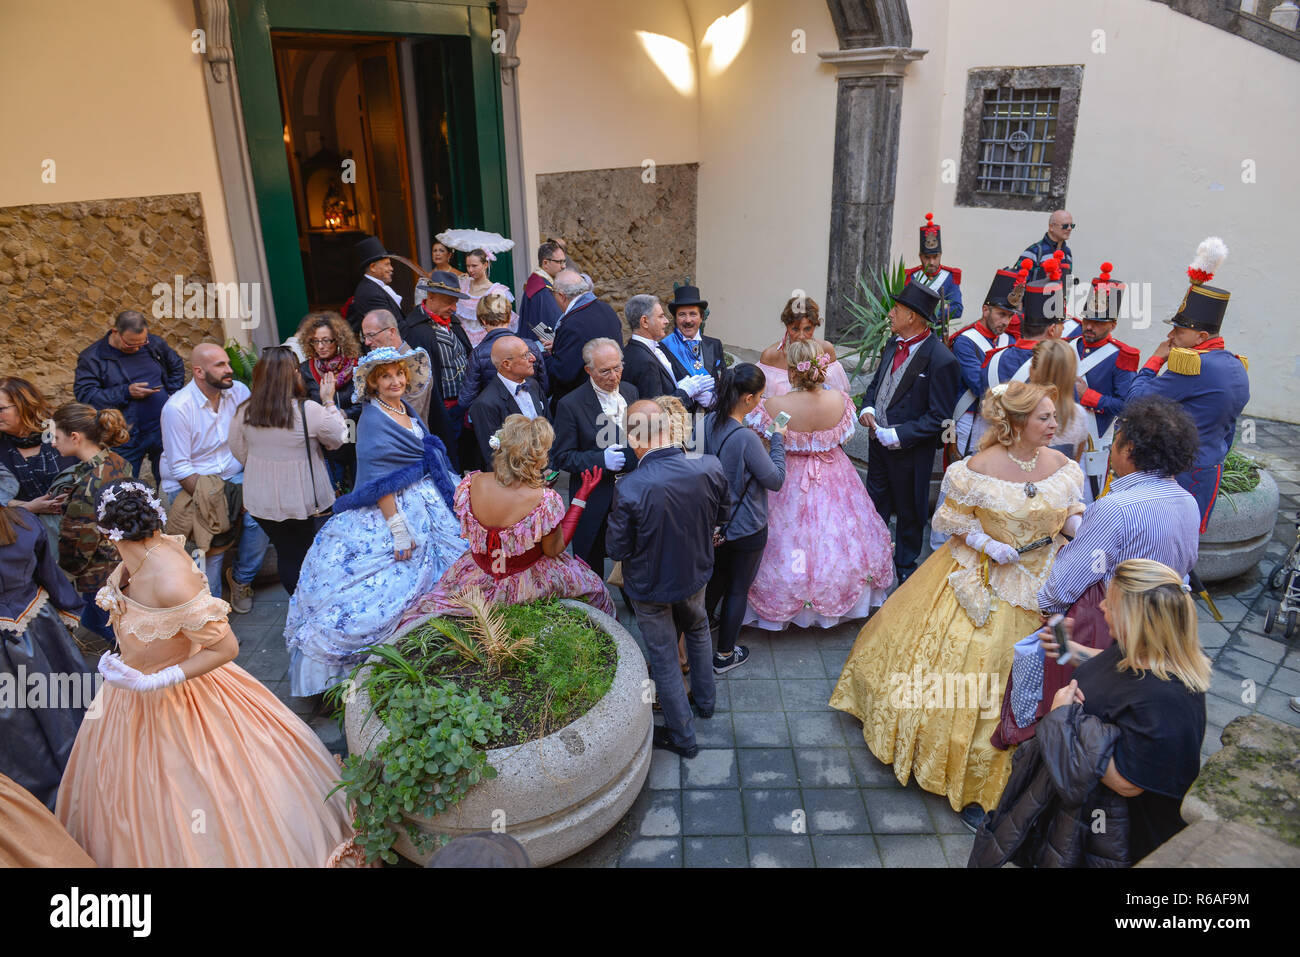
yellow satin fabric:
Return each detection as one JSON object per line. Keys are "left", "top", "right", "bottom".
{"left": 830, "top": 462, "right": 1083, "bottom": 812}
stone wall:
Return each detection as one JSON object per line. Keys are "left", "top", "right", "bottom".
{"left": 536, "top": 163, "right": 698, "bottom": 340}
{"left": 0, "top": 193, "right": 223, "bottom": 404}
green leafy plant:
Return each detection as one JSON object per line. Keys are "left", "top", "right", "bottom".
{"left": 1217, "top": 448, "right": 1262, "bottom": 511}
{"left": 224, "top": 339, "right": 256, "bottom": 385}
{"left": 837, "top": 257, "right": 908, "bottom": 379}
{"left": 333, "top": 680, "right": 509, "bottom": 864}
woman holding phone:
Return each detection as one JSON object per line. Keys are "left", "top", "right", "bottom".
{"left": 703, "top": 363, "right": 787, "bottom": 673}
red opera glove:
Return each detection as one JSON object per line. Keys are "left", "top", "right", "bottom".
{"left": 561, "top": 467, "right": 604, "bottom": 545}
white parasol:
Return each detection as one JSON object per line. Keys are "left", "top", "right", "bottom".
{"left": 436, "top": 228, "right": 516, "bottom": 260}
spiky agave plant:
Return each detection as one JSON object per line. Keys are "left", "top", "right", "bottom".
{"left": 450, "top": 587, "right": 535, "bottom": 671}
{"left": 838, "top": 257, "right": 908, "bottom": 379}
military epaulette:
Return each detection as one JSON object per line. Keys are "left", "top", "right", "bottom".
{"left": 947, "top": 266, "right": 962, "bottom": 285}
{"left": 1113, "top": 339, "right": 1140, "bottom": 372}
{"left": 1166, "top": 347, "right": 1201, "bottom": 376}
{"left": 1237, "top": 353, "right": 1248, "bottom": 371}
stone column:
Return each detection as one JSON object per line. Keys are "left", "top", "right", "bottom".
{"left": 497, "top": 0, "right": 531, "bottom": 294}
{"left": 193, "top": 0, "right": 279, "bottom": 348}
{"left": 819, "top": 46, "right": 925, "bottom": 339}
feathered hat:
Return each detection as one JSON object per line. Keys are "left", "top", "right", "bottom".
{"left": 1021, "top": 253, "right": 1066, "bottom": 333}
{"left": 1168, "top": 237, "right": 1229, "bottom": 334}
{"left": 1082, "top": 261, "right": 1125, "bottom": 322}
{"left": 919, "top": 212, "right": 942, "bottom": 256}
{"left": 984, "top": 257, "right": 1031, "bottom": 312}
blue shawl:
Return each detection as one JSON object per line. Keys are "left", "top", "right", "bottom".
{"left": 332, "top": 399, "right": 457, "bottom": 513}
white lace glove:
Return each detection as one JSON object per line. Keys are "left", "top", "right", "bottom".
{"left": 1062, "top": 513, "right": 1083, "bottom": 538}
{"left": 387, "top": 510, "right": 414, "bottom": 552}
{"left": 603, "top": 445, "right": 626, "bottom": 470}
{"left": 676, "top": 374, "right": 713, "bottom": 400}
{"left": 97, "top": 654, "right": 186, "bottom": 693}
{"left": 965, "top": 530, "right": 1021, "bottom": 565}
{"left": 696, "top": 388, "right": 716, "bottom": 409}
{"left": 875, "top": 426, "right": 900, "bottom": 448}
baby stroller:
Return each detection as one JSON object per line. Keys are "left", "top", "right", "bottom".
{"left": 1264, "top": 511, "right": 1300, "bottom": 640}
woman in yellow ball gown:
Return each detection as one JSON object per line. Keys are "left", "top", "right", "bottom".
{"left": 831, "top": 382, "right": 1084, "bottom": 827}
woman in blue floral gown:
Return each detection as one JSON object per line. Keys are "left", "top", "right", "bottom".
{"left": 285, "top": 347, "right": 466, "bottom": 698}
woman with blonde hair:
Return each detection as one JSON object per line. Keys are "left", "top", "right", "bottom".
{"left": 745, "top": 338, "right": 894, "bottom": 630}
{"left": 1029, "top": 339, "right": 1088, "bottom": 459}
{"left": 51, "top": 402, "right": 133, "bottom": 645}
{"left": 398, "top": 415, "right": 613, "bottom": 626}
{"left": 833, "top": 380, "right": 1086, "bottom": 830}
{"left": 972, "top": 559, "right": 1209, "bottom": 867}
{"left": 456, "top": 292, "right": 549, "bottom": 409}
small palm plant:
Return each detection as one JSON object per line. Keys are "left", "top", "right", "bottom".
{"left": 837, "top": 257, "right": 908, "bottom": 379}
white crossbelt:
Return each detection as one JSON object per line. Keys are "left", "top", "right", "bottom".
{"left": 1075, "top": 340, "right": 1119, "bottom": 476}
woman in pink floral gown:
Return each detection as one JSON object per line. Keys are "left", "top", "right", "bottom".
{"left": 397, "top": 415, "right": 613, "bottom": 631}
{"left": 745, "top": 340, "right": 894, "bottom": 630}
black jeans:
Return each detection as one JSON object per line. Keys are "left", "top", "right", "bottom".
{"left": 705, "top": 527, "right": 768, "bottom": 656}
{"left": 252, "top": 516, "right": 321, "bottom": 597}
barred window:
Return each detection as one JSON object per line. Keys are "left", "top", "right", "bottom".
{"left": 956, "top": 66, "right": 1083, "bottom": 212}
{"left": 976, "top": 87, "right": 1059, "bottom": 197}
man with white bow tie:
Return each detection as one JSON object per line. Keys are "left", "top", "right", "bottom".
{"left": 469, "top": 336, "right": 550, "bottom": 465}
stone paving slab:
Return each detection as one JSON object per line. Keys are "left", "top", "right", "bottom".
{"left": 224, "top": 418, "right": 1300, "bottom": 867}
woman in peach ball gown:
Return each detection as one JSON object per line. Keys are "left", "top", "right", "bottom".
{"left": 55, "top": 480, "right": 359, "bottom": 867}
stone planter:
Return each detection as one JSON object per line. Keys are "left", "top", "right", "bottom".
{"left": 1195, "top": 469, "right": 1279, "bottom": 583}
{"left": 344, "top": 600, "right": 652, "bottom": 866}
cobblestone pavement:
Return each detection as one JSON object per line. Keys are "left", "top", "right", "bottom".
{"left": 228, "top": 418, "right": 1300, "bottom": 867}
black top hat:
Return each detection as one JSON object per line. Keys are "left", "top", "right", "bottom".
{"left": 354, "top": 235, "right": 391, "bottom": 271}
{"left": 1081, "top": 262, "right": 1125, "bottom": 322}
{"left": 919, "top": 212, "right": 942, "bottom": 256}
{"left": 417, "top": 270, "right": 469, "bottom": 300}
{"left": 667, "top": 283, "right": 708, "bottom": 314}
{"left": 1168, "top": 237, "right": 1230, "bottom": 333}
{"left": 893, "top": 279, "right": 942, "bottom": 323}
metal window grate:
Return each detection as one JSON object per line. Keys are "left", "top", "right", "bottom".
{"left": 976, "top": 87, "right": 1059, "bottom": 196}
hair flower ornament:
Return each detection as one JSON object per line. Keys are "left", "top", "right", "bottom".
{"left": 489, "top": 429, "right": 503, "bottom": 451}
{"left": 815, "top": 352, "right": 832, "bottom": 368}
{"left": 990, "top": 383, "right": 1010, "bottom": 398}
{"left": 796, "top": 360, "right": 811, "bottom": 372}
{"left": 96, "top": 480, "right": 167, "bottom": 524}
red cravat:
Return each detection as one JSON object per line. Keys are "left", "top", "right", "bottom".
{"left": 890, "top": 332, "right": 928, "bottom": 373}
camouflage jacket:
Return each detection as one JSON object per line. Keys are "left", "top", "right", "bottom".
{"left": 58, "top": 450, "right": 132, "bottom": 592}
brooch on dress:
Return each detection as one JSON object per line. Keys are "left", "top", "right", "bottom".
{"left": 1024, "top": 482, "right": 1037, "bottom": 498}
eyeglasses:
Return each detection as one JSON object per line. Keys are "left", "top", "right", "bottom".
{"left": 545, "top": 258, "right": 567, "bottom": 265}
{"left": 362, "top": 330, "right": 393, "bottom": 342}
{"left": 0, "top": 405, "right": 14, "bottom": 414}
{"left": 1059, "top": 223, "right": 1077, "bottom": 230}
{"left": 507, "top": 352, "right": 535, "bottom": 363}
{"left": 593, "top": 363, "right": 623, "bottom": 376}
{"left": 310, "top": 337, "right": 336, "bottom": 346}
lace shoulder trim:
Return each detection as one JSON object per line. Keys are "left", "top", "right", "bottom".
{"left": 96, "top": 582, "right": 231, "bottom": 643}
{"left": 941, "top": 458, "right": 1084, "bottom": 510}
{"left": 456, "top": 473, "right": 566, "bottom": 556}
{"left": 752, "top": 392, "right": 856, "bottom": 452}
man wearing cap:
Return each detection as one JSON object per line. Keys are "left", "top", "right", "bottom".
{"left": 345, "top": 236, "right": 405, "bottom": 335}
{"left": 404, "top": 271, "right": 473, "bottom": 467}
{"left": 858, "top": 281, "right": 961, "bottom": 583}
{"left": 519, "top": 239, "right": 567, "bottom": 338}
{"left": 945, "top": 266, "right": 1020, "bottom": 460}
{"left": 1071, "top": 262, "right": 1140, "bottom": 497}
{"left": 906, "top": 213, "right": 962, "bottom": 330}
{"left": 1126, "top": 237, "right": 1249, "bottom": 531}
{"left": 660, "top": 283, "right": 725, "bottom": 386}
{"left": 982, "top": 257, "right": 1066, "bottom": 390}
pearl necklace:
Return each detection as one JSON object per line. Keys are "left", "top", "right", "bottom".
{"left": 1007, "top": 447, "right": 1040, "bottom": 472}
{"left": 375, "top": 397, "right": 407, "bottom": 417}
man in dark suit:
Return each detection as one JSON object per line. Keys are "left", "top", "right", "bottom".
{"left": 621, "top": 294, "right": 715, "bottom": 411}
{"left": 469, "top": 335, "right": 549, "bottom": 465}
{"left": 607, "top": 400, "right": 731, "bottom": 759}
{"left": 858, "top": 281, "right": 961, "bottom": 583}
{"left": 551, "top": 337, "right": 639, "bottom": 576}
{"left": 545, "top": 269, "right": 623, "bottom": 406}
{"left": 660, "top": 284, "right": 726, "bottom": 385}
{"left": 344, "top": 235, "right": 405, "bottom": 335}
{"left": 404, "top": 271, "right": 474, "bottom": 469}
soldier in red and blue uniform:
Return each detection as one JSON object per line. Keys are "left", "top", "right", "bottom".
{"left": 944, "top": 264, "right": 1021, "bottom": 459}
{"left": 1127, "top": 237, "right": 1249, "bottom": 531}
{"left": 905, "top": 213, "right": 962, "bottom": 329}
{"left": 1074, "top": 261, "right": 1140, "bottom": 439}
{"left": 982, "top": 256, "right": 1067, "bottom": 389}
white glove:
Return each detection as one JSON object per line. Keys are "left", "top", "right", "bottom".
{"left": 859, "top": 405, "right": 876, "bottom": 426}
{"left": 965, "top": 530, "right": 1021, "bottom": 565}
{"left": 603, "top": 445, "right": 626, "bottom": 470}
{"left": 875, "top": 426, "right": 900, "bottom": 448}
{"left": 1063, "top": 513, "right": 1083, "bottom": 538}
{"left": 696, "top": 389, "right": 716, "bottom": 409}
{"left": 676, "top": 374, "right": 713, "bottom": 400}
{"left": 97, "top": 654, "right": 186, "bottom": 693}
{"left": 387, "top": 510, "right": 414, "bottom": 553}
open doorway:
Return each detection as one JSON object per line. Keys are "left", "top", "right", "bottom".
{"left": 271, "top": 33, "right": 459, "bottom": 312}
